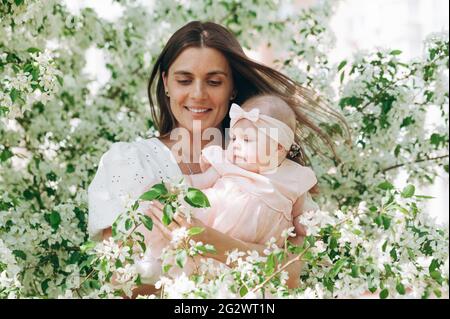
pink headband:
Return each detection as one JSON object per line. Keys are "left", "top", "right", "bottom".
{"left": 229, "top": 103, "right": 294, "bottom": 150}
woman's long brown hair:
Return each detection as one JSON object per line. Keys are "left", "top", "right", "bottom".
{"left": 148, "top": 21, "right": 352, "bottom": 194}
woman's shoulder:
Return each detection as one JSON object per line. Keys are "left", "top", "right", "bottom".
{"left": 93, "top": 137, "right": 181, "bottom": 186}
{"left": 101, "top": 137, "right": 171, "bottom": 162}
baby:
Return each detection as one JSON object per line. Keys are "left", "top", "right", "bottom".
{"left": 185, "top": 95, "right": 318, "bottom": 247}
{"left": 136, "top": 95, "right": 317, "bottom": 284}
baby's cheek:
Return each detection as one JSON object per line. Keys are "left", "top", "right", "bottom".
{"left": 245, "top": 143, "right": 259, "bottom": 163}
{"left": 225, "top": 147, "right": 234, "bottom": 162}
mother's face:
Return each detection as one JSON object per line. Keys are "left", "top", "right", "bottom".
{"left": 162, "top": 47, "right": 234, "bottom": 134}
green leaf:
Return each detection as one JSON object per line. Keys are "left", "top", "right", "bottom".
{"left": 184, "top": 188, "right": 210, "bottom": 208}
{"left": 390, "top": 50, "right": 402, "bottom": 55}
{"left": 433, "top": 289, "right": 442, "bottom": 298}
{"left": 329, "top": 258, "right": 346, "bottom": 278}
{"left": 9, "top": 88, "right": 21, "bottom": 103}
{"left": 135, "top": 274, "right": 142, "bottom": 286}
{"left": 40, "top": 278, "right": 50, "bottom": 293}
{"left": 162, "top": 264, "right": 172, "bottom": 273}
{"left": 47, "top": 211, "right": 61, "bottom": 230}
{"left": 415, "top": 195, "right": 435, "bottom": 199}
{"left": 0, "top": 148, "right": 13, "bottom": 162}
{"left": 12, "top": 250, "right": 27, "bottom": 260}
{"left": 187, "top": 227, "right": 204, "bottom": 236}
{"left": 382, "top": 215, "right": 391, "bottom": 230}
{"left": 430, "top": 270, "right": 443, "bottom": 285}
{"left": 137, "top": 240, "right": 146, "bottom": 253}
{"left": 27, "top": 47, "right": 40, "bottom": 53}
{"left": 88, "top": 279, "right": 102, "bottom": 290}
{"left": 139, "top": 183, "right": 168, "bottom": 201}
{"left": 350, "top": 265, "right": 359, "bottom": 278}
{"left": 379, "top": 288, "right": 389, "bottom": 299}
{"left": 266, "top": 254, "right": 276, "bottom": 275}
{"left": 377, "top": 181, "right": 394, "bottom": 190}
{"left": 429, "top": 259, "right": 440, "bottom": 273}
{"left": 374, "top": 215, "right": 382, "bottom": 227}
{"left": 340, "top": 71, "right": 345, "bottom": 84}
{"left": 139, "top": 215, "right": 153, "bottom": 231}
{"left": 80, "top": 241, "right": 96, "bottom": 252}
{"left": 125, "top": 218, "right": 133, "bottom": 231}
{"left": 239, "top": 286, "right": 248, "bottom": 297}
{"left": 131, "top": 200, "right": 139, "bottom": 211}
{"left": 175, "top": 250, "right": 187, "bottom": 268}
{"left": 394, "top": 145, "right": 401, "bottom": 157}
{"left": 203, "top": 244, "right": 216, "bottom": 254}
{"left": 337, "top": 60, "right": 347, "bottom": 72}
{"left": 162, "top": 204, "right": 174, "bottom": 226}
{"left": 0, "top": 106, "right": 9, "bottom": 116}
{"left": 401, "top": 184, "right": 415, "bottom": 198}
{"left": 390, "top": 247, "right": 398, "bottom": 262}
{"left": 396, "top": 282, "right": 406, "bottom": 295}
{"left": 368, "top": 286, "right": 377, "bottom": 293}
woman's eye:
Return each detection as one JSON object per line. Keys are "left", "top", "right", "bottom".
{"left": 177, "top": 80, "right": 191, "bottom": 85}
{"left": 208, "top": 81, "right": 222, "bottom": 86}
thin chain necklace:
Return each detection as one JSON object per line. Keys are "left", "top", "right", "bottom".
{"left": 184, "top": 161, "right": 194, "bottom": 175}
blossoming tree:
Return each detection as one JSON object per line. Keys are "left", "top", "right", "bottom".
{"left": 0, "top": 0, "right": 448, "bottom": 298}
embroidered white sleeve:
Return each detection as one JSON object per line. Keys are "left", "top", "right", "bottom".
{"left": 87, "top": 139, "right": 180, "bottom": 239}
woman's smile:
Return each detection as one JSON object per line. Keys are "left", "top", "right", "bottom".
{"left": 184, "top": 106, "right": 213, "bottom": 114}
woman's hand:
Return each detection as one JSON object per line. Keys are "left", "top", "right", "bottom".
{"left": 145, "top": 201, "right": 267, "bottom": 264}
{"left": 145, "top": 201, "right": 207, "bottom": 240}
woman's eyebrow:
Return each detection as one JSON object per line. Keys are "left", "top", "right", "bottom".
{"left": 173, "top": 70, "right": 228, "bottom": 76}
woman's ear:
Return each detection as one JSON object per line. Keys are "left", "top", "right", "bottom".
{"left": 229, "top": 88, "right": 236, "bottom": 100}
{"left": 162, "top": 71, "right": 168, "bottom": 91}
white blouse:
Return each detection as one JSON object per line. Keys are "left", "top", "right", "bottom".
{"left": 87, "top": 138, "right": 181, "bottom": 240}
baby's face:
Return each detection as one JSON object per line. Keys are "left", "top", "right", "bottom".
{"left": 226, "top": 119, "right": 281, "bottom": 173}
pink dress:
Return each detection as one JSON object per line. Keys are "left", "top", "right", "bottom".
{"left": 190, "top": 145, "right": 318, "bottom": 247}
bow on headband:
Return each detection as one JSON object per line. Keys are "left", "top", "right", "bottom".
{"left": 229, "top": 104, "right": 260, "bottom": 124}
{"left": 228, "top": 103, "right": 295, "bottom": 150}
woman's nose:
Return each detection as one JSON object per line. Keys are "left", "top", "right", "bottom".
{"left": 192, "top": 80, "right": 206, "bottom": 99}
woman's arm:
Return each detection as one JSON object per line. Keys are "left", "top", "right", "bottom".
{"left": 146, "top": 203, "right": 303, "bottom": 289}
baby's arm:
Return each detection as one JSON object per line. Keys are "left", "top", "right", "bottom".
{"left": 183, "top": 166, "right": 220, "bottom": 189}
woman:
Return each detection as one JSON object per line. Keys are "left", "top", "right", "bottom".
{"left": 88, "top": 21, "right": 350, "bottom": 295}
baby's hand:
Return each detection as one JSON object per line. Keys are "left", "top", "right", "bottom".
{"left": 199, "top": 153, "right": 211, "bottom": 172}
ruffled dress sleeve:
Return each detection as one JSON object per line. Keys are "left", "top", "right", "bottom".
{"left": 87, "top": 138, "right": 181, "bottom": 240}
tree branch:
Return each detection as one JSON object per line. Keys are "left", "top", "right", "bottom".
{"left": 381, "top": 154, "right": 449, "bottom": 173}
